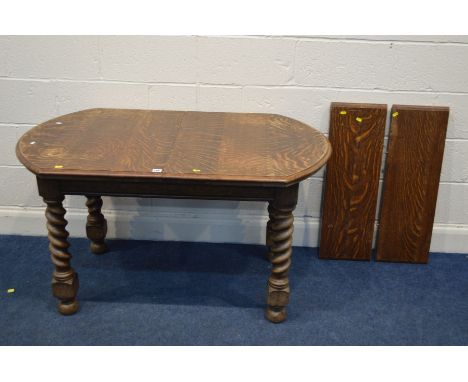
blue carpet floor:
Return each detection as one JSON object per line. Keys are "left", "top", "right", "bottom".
{"left": 0, "top": 235, "right": 467, "bottom": 345}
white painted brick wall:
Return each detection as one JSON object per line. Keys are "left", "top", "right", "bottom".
{"left": 100, "top": 36, "right": 198, "bottom": 83}
{"left": 197, "top": 37, "right": 296, "bottom": 85}
{"left": 0, "top": 167, "right": 43, "bottom": 207}
{"left": 0, "top": 79, "right": 56, "bottom": 123}
{"left": 148, "top": 84, "right": 196, "bottom": 110}
{"left": 0, "top": 36, "right": 100, "bottom": 80}
{"left": 56, "top": 81, "right": 148, "bottom": 115}
{"left": 198, "top": 86, "right": 243, "bottom": 112}
{"left": 0, "top": 124, "right": 20, "bottom": 166}
{"left": 1, "top": 35, "right": 467, "bottom": 252}
{"left": 295, "top": 40, "right": 468, "bottom": 92}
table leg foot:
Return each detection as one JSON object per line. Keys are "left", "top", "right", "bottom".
{"left": 53, "top": 272, "right": 79, "bottom": 315}
{"left": 265, "top": 306, "right": 287, "bottom": 323}
{"left": 86, "top": 196, "right": 108, "bottom": 254}
{"left": 58, "top": 298, "right": 79, "bottom": 315}
{"left": 266, "top": 271, "right": 290, "bottom": 323}
{"left": 265, "top": 186, "right": 297, "bottom": 323}
{"left": 45, "top": 196, "right": 80, "bottom": 315}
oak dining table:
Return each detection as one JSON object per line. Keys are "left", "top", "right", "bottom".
{"left": 16, "top": 108, "right": 331, "bottom": 323}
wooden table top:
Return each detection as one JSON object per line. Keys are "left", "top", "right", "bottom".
{"left": 16, "top": 108, "right": 331, "bottom": 185}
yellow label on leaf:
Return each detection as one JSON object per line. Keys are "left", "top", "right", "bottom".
{"left": 339, "top": 110, "right": 347, "bottom": 115}
{"left": 392, "top": 111, "right": 399, "bottom": 117}
{"left": 356, "top": 117, "right": 363, "bottom": 123}
{"left": 54, "top": 165, "right": 63, "bottom": 169}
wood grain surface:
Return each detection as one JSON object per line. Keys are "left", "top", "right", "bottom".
{"left": 376, "top": 105, "right": 449, "bottom": 263}
{"left": 16, "top": 108, "right": 331, "bottom": 186}
{"left": 320, "top": 103, "right": 387, "bottom": 260}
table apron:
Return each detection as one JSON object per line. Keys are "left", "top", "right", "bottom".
{"left": 36, "top": 177, "right": 292, "bottom": 202}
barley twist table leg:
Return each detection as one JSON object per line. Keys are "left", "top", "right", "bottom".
{"left": 265, "top": 204, "right": 274, "bottom": 261}
{"left": 44, "top": 196, "right": 79, "bottom": 315}
{"left": 265, "top": 185, "right": 298, "bottom": 323}
{"left": 85, "top": 195, "right": 108, "bottom": 254}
